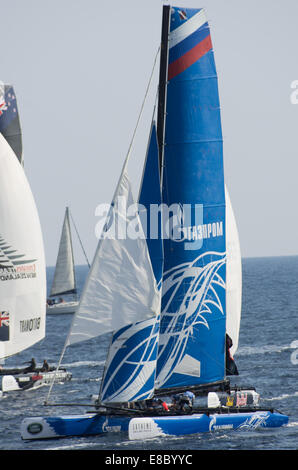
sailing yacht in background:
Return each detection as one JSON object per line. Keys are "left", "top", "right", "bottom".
{"left": 21, "top": 5, "right": 288, "bottom": 440}
{"left": 47, "top": 207, "right": 90, "bottom": 315}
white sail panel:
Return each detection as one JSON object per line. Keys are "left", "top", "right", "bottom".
{"left": 50, "top": 208, "right": 76, "bottom": 297}
{"left": 67, "top": 170, "right": 160, "bottom": 345}
{"left": 0, "top": 134, "right": 46, "bottom": 359}
{"left": 225, "top": 186, "right": 242, "bottom": 356}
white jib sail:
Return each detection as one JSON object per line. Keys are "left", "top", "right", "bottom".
{"left": 50, "top": 207, "right": 76, "bottom": 297}
{"left": 0, "top": 133, "right": 46, "bottom": 359}
{"left": 67, "top": 170, "right": 160, "bottom": 346}
{"left": 225, "top": 186, "right": 242, "bottom": 356}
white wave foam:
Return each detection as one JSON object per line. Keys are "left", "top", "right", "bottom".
{"left": 236, "top": 344, "right": 291, "bottom": 356}
{"left": 287, "top": 421, "right": 298, "bottom": 427}
{"left": 263, "top": 391, "right": 298, "bottom": 401}
{"left": 48, "top": 441, "right": 101, "bottom": 451}
{"left": 61, "top": 360, "right": 104, "bottom": 368}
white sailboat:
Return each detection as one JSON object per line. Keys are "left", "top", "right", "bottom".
{"left": 21, "top": 5, "right": 288, "bottom": 440}
{"left": 46, "top": 207, "right": 90, "bottom": 315}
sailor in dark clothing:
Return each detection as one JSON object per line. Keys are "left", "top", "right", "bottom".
{"left": 172, "top": 391, "right": 195, "bottom": 411}
{"left": 24, "top": 357, "right": 36, "bottom": 373}
{"left": 225, "top": 334, "right": 239, "bottom": 375}
{"left": 41, "top": 359, "right": 50, "bottom": 372}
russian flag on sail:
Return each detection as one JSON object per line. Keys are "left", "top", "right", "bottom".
{"left": 168, "top": 8, "right": 212, "bottom": 81}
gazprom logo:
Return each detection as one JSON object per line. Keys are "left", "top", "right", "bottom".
{"left": 95, "top": 200, "right": 224, "bottom": 251}
{"left": 167, "top": 203, "right": 223, "bottom": 251}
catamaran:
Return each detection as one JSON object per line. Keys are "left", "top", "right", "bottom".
{"left": 46, "top": 207, "right": 90, "bottom": 315}
{"left": 21, "top": 5, "right": 288, "bottom": 440}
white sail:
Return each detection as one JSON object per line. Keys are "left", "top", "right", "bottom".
{"left": 225, "top": 186, "right": 242, "bottom": 356}
{"left": 50, "top": 207, "right": 76, "bottom": 297}
{"left": 67, "top": 170, "right": 160, "bottom": 346}
{"left": 0, "top": 133, "right": 46, "bottom": 359}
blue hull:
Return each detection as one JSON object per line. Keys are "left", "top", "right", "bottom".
{"left": 128, "top": 411, "right": 288, "bottom": 440}
{"left": 21, "top": 410, "right": 288, "bottom": 440}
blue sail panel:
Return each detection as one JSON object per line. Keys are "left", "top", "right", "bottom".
{"left": 138, "top": 122, "right": 163, "bottom": 288}
{"left": 100, "top": 317, "right": 160, "bottom": 403}
{"left": 156, "top": 7, "right": 226, "bottom": 390}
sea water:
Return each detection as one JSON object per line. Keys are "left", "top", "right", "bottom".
{"left": 0, "top": 257, "right": 297, "bottom": 451}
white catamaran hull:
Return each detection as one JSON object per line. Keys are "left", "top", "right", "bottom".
{"left": 46, "top": 301, "right": 78, "bottom": 315}
{"left": 1, "top": 370, "right": 72, "bottom": 392}
{"left": 21, "top": 410, "right": 288, "bottom": 440}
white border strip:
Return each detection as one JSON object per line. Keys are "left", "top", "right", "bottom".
{"left": 169, "top": 9, "right": 207, "bottom": 50}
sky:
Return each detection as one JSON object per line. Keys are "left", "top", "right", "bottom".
{"left": 1, "top": 0, "right": 298, "bottom": 266}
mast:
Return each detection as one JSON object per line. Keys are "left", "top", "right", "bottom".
{"left": 157, "top": 5, "right": 171, "bottom": 181}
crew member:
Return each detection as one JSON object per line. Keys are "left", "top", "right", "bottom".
{"left": 225, "top": 334, "right": 239, "bottom": 375}
{"left": 172, "top": 391, "right": 195, "bottom": 411}
{"left": 41, "top": 359, "right": 50, "bottom": 371}
{"left": 24, "top": 357, "right": 36, "bottom": 373}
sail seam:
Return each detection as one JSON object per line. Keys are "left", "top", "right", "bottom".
{"left": 165, "top": 139, "right": 223, "bottom": 145}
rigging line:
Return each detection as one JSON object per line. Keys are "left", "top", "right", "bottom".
{"left": 121, "top": 45, "right": 160, "bottom": 176}
{"left": 69, "top": 209, "right": 91, "bottom": 268}
{"left": 137, "top": 88, "right": 159, "bottom": 204}
{"left": 44, "top": 338, "right": 70, "bottom": 405}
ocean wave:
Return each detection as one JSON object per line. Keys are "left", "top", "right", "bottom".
{"left": 62, "top": 360, "right": 105, "bottom": 368}
{"left": 263, "top": 391, "right": 298, "bottom": 401}
{"left": 236, "top": 344, "right": 292, "bottom": 356}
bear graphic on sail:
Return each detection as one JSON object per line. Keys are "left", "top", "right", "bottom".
{"left": 21, "top": 5, "right": 288, "bottom": 440}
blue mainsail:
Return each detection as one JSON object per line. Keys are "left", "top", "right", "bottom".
{"left": 155, "top": 6, "right": 226, "bottom": 390}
